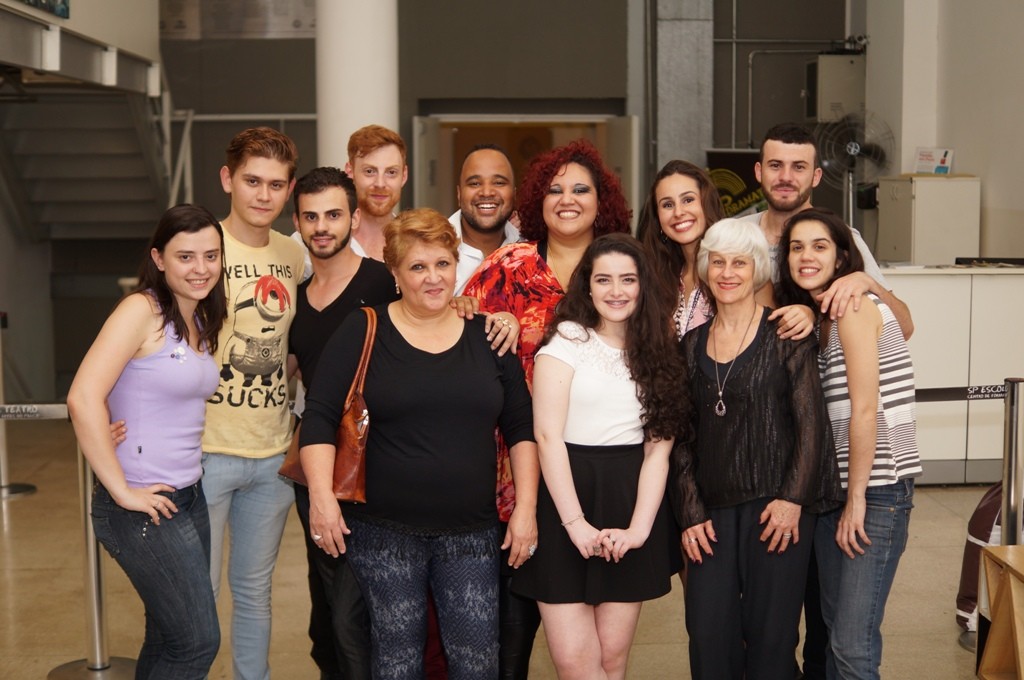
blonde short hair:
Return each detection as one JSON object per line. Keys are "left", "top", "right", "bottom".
{"left": 383, "top": 208, "right": 460, "bottom": 270}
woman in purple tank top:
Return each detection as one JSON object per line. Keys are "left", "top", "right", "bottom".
{"left": 68, "top": 204, "right": 228, "bottom": 679}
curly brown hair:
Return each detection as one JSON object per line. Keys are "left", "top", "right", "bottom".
{"left": 516, "top": 139, "right": 632, "bottom": 241}
{"left": 543, "top": 233, "right": 691, "bottom": 441}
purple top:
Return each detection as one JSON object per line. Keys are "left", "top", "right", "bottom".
{"left": 107, "top": 323, "right": 219, "bottom": 488}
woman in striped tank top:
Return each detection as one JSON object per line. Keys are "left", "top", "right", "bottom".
{"left": 777, "top": 208, "right": 922, "bottom": 680}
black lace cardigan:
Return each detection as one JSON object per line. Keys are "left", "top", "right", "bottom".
{"left": 669, "top": 309, "right": 841, "bottom": 530}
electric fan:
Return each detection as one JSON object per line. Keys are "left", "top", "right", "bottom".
{"left": 814, "top": 112, "right": 894, "bottom": 230}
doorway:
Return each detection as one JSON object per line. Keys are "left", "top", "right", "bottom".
{"left": 412, "top": 115, "right": 639, "bottom": 224}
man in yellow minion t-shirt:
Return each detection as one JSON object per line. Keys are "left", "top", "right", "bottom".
{"left": 202, "top": 127, "right": 305, "bottom": 680}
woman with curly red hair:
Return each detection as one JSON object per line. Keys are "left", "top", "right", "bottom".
{"left": 462, "top": 138, "right": 631, "bottom": 679}
{"left": 464, "top": 138, "right": 632, "bottom": 384}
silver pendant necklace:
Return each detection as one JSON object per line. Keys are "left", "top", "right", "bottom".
{"left": 712, "top": 306, "right": 758, "bottom": 417}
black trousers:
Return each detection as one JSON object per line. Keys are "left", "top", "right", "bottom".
{"left": 498, "top": 521, "right": 542, "bottom": 680}
{"left": 685, "top": 498, "right": 816, "bottom": 680}
{"left": 295, "top": 484, "right": 372, "bottom": 680}
{"left": 800, "top": 548, "right": 829, "bottom": 680}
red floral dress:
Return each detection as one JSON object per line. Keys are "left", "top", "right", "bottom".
{"left": 463, "top": 241, "right": 565, "bottom": 522}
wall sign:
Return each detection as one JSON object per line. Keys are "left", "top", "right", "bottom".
{"left": 161, "top": 0, "right": 315, "bottom": 40}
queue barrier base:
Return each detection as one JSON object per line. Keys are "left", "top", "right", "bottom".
{"left": 48, "top": 657, "right": 136, "bottom": 679}
{"left": 1, "top": 482, "right": 37, "bottom": 499}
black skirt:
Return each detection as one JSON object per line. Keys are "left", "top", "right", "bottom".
{"left": 511, "top": 442, "right": 681, "bottom": 604}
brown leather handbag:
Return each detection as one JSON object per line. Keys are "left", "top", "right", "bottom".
{"left": 278, "top": 307, "right": 376, "bottom": 503}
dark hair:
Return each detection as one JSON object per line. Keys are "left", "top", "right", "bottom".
{"left": 462, "top": 143, "right": 512, "bottom": 167}
{"left": 543, "top": 233, "right": 691, "bottom": 441}
{"left": 293, "top": 167, "right": 356, "bottom": 216}
{"left": 136, "top": 204, "right": 227, "bottom": 353}
{"left": 636, "top": 160, "right": 724, "bottom": 312}
{"left": 516, "top": 139, "right": 632, "bottom": 241}
{"left": 775, "top": 208, "right": 865, "bottom": 312}
{"left": 224, "top": 127, "right": 299, "bottom": 179}
{"left": 759, "top": 122, "right": 819, "bottom": 168}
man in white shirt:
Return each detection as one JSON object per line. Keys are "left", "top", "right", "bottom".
{"left": 448, "top": 144, "right": 521, "bottom": 294}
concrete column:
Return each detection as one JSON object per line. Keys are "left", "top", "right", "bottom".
{"left": 865, "top": 0, "right": 939, "bottom": 172}
{"left": 654, "top": 0, "right": 714, "bottom": 169}
{"left": 315, "top": 0, "right": 399, "bottom": 167}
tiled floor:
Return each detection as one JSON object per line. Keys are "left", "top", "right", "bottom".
{"left": 1, "top": 419, "right": 980, "bottom": 678}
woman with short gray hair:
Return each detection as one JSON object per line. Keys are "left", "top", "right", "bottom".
{"left": 669, "top": 217, "right": 839, "bottom": 680}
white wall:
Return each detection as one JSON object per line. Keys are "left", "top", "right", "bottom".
{"left": 0, "top": 0, "right": 159, "bottom": 61}
{"left": 938, "top": 0, "right": 1024, "bottom": 256}
{"left": 868, "top": 0, "right": 1024, "bottom": 257}
{"left": 0, "top": 218, "right": 55, "bottom": 402}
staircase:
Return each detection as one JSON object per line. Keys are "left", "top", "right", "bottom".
{"left": 0, "top": 83, "right": 172, "bottom": 396}
{"left": 0, "top": 88, "right": 168, "bottom": 242}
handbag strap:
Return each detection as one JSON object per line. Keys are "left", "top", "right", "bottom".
{"left": 344, "top": 307, "right": 377, "bottom": 409}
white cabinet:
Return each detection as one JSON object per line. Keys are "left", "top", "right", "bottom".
{"left": 877, "top": 176, "right": 981, "bottom": 265}
{"left": 886, "top": 268, "right": 1024, "bottom": 483}
{"left": 890, "top": 274, "right": 970, "bottom": 472}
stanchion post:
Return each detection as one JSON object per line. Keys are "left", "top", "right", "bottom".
{"left": 46, "top": 447, "right": 135, "bottom": 678}
{"left": 1001, "top": 378, "right": 1024, "bottom": 546}
{"left": 80, "top": 449, "right": 109, "bottom": 669}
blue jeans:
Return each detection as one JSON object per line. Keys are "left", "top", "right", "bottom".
{"left": 91, "top": 481, "right": 219, "bottom": 680}
{"left": 202, "top": 452, "right": 295, "bottom": 680}
{"left": 345, "top": 517, "right": 500, "bottom": 680}
{"left": 816, "top": 479, "right": 914, "bottom": 680}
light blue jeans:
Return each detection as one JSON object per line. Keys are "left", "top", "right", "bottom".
{"left": 816, "top": 478, "right": 914, "bottom": 680}
{"left": 202, "top": 452, "right": 295, "bottom": 680}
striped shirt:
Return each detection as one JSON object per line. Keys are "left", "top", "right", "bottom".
{"left": 819, "top": 294, "right": 922, "bottom": 487}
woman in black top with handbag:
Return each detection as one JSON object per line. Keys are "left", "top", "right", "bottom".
{"left": 300, "top": 208, "right": 536, "bottom": 680}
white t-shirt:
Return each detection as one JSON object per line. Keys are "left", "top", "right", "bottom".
{"left": 536, "top": 321, "right": 644, "bottom": 446}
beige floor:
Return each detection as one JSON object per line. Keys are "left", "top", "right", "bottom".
{"left": 0, "top": 419, "right": 980, "bottom": 679}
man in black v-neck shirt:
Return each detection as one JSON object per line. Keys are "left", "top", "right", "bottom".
{"left": 287, "top": 167, "right": 397, "bottom": 680}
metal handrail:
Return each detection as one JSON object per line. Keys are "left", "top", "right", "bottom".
{"left": 156, "top": 64, "right": 195, "bottom": 207}
{"left": 168, "top": 109, "right": 194, "bottom": 207}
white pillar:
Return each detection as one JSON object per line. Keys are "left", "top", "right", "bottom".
{"left": 865, "top": 0, "right": 939, "bottom": 173}
{"left": 315, "top": 0, "right": 399, "bottom": 168}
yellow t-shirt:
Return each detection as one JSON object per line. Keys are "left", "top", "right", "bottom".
{"left": 202, "top": 229, "right": 305, "bottom": 457}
